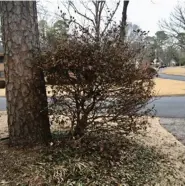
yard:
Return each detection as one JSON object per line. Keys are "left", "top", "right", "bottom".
{"left": 1, "top": 113, "right": 185, "bottom": 185}
{"left": 154, "top": 78, "right": 185, "bottom": 96}
{"left": 1, "top": 73, "right": 185, "bottom": 184}
{"left": 0, "top": 89, "right": 5, "bottom": 97}
{"left": 2, "top": 0, "right": 185, "bottom": 184}
{"left": 1, "top": 77, "right": 185, "bottom": 97}
{"left": 162, "top": 67, "right": 185, "bottom": 76}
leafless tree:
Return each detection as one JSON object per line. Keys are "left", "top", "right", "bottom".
{"left": 120, "top": 0, "right": 129, "bottom": 41}
{"left": 61, "top": 0, "right": 120, "bottom": 42}
{"left": 160, "top": 3, "right": 185, "bottom": 49}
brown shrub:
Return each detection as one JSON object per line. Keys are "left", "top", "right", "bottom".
{"left": 38, "top": 28, "right": 155, "bottom": 138}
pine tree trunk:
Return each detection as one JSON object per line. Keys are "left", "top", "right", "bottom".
{"left": 1, "top": 1, "right": 51, "bottom": 146}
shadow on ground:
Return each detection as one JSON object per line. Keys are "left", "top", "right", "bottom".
{"left": 0, "top": 131, "right": 179, "bottom": 186}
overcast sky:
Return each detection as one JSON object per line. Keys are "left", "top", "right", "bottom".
{"left": 39, "top": 0, "right": 180, "bottom": 36}
{"left": 127, "top": 0, "right": 179, "bottom": 35}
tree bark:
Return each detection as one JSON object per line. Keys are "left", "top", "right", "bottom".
{"left": 93, "top": 1, "right": 105, "bottom": 43}
{"left": 120, "top": 0, "right": 129, "bottom": 42}
{"left": 1, "top": 1, "right": 51, "bottom": 146}
{"left": 74, "top": 115, "right": 88, "bottom": 137}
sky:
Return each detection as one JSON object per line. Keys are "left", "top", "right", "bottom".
{"left": 126, "top": 0, "right": 179, "bottom": 35}
{"left": 39, "top": 0, "right": 180, "bottom": 36}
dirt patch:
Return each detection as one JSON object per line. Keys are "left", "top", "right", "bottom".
{"left": 163, "top": 67, "right": 185, "bottom": 76}
{"left": 154, "top": 78, "right": 185, "bottom": 96}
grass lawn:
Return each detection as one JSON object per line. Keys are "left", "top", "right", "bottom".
{"left": 154, "top": 78, "right": 185, "bottom": 96}
{"left": 0, "top": 89, "right": 5, "bottom": 97}
{"left": 0, "top": 86, "right": 63, "bottom": 97}
{"left": 1, "top": 112, "right": 185, "bottom": 185}
{"left": 1, "top": 78, "right": 185, "bottom": 98}
{"left": 162, "top": 67, "right": 185, "bottom": 76}
{"left": 0, "top": 87, "right": 52, "bottom": 97}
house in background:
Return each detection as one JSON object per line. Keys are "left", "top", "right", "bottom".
{"left": 169, "top": 59, "right": 177, "bottom": 67}
{"left": 152, "top": 58, "right": 163, "bottom": 68}
{"left": 0, "top": 42, "right": 5, "bottom": 88}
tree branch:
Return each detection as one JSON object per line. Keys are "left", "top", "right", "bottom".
{"left": 120, "top": 0, "right": 129, "bottom": 41}
{"left": 101, "top": 1, "right": 120, "bottom": 37}
{"left": 69, "top": 1, "right": 95, "bottom": 27}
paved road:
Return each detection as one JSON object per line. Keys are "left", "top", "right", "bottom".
{"left": 0, "top": 97, "right": 6, "bottom": 111}
{"left": 147, "top": 97, "right": 185, "bottom": 118}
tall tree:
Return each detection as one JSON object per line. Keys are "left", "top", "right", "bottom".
{"left": 1, "top": 1, "right": 51, "bottom": 146}
{"left": 38, "top": 19, "right": 49, "bottom": 41}
{"left": 155, "top": 31, "right": 168, "bottom": 46}
{"left": 126, "top": 23, "right": 141, "bottom": 42}
{"left": 65, "top": 0, "right": 120, "bottom": 42}
{"left": 38, "top": 19, "right": 68, "bottom": 49}
{"left": 176, "top": 32, "right": 185, "bottom": 49}
{"left": 160, "top": 3, "right": 185, "bottom": 49}
{"left": 120, "top": 0, "right": 129, "bottom": 41}
{"left": 154, "top": 31, "right": 168, "bottom": 60}
{"left": 144, "top": 31, "right": 168, "bottom": 63}
{"left": 46, "top": 20, "right": 68, "bottom": 47}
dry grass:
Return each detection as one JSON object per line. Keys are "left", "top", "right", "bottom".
{"left": 0, "top": 112, "right": 8, "bottom": 139}
{"left": 0, "top": 78, "right": 185, "bottom": 98}
{"left": 0, "top": 86, "right": 56, "bottom": 97}
{"left": 0, "top": 89, "right": 5, "bottom": 97}
{"left": 163, "top": 67, "right": 185, "bottom": 76}
{"left": 154, "top": 78, "right": 185, "bottom": 96}
{"left": 1, "top": 113, "right": 185, "bottom": 185}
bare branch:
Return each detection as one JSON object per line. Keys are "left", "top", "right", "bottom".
{"left": 72, "top": 20, "right": 95, "bottom": 39}
{"left": 160, "top": 3, "right": 185, "bottom": 36}
{"left": 80, "top": 0, "right": 96, "bottom": 17}
{"left": 69, "top": 1, "right": 95, "bottom": 26}
{"left": 101, "top": 1, "right": 120, "bottom": 37}
{"left": 60, "top": 0, "right": 73, "bottom": 18}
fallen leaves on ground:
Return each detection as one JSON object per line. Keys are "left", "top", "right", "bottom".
{"left": 0, "top": 130, "right": 185, "bottom": 186}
